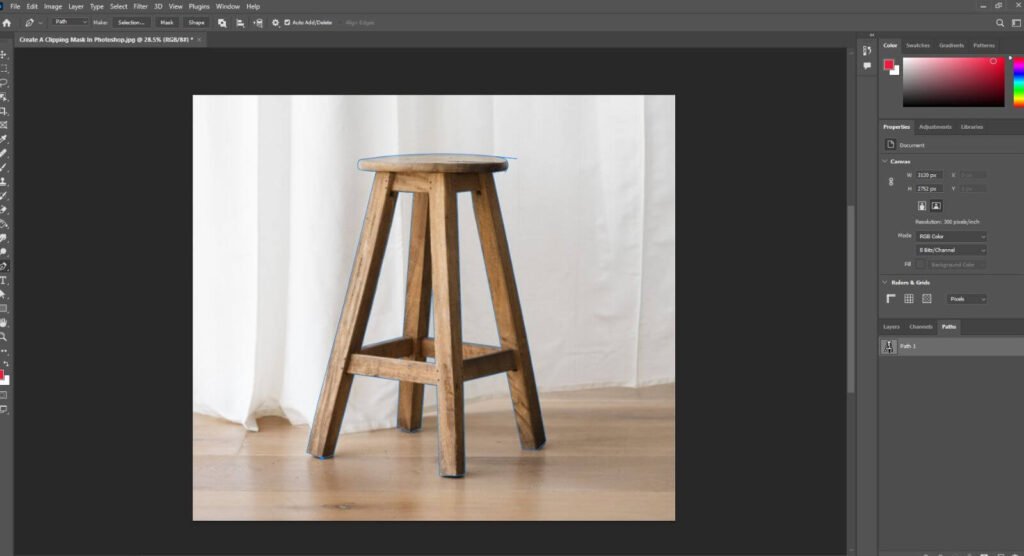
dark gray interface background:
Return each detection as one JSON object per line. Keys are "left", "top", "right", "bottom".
{"left": 0, "top": 1, "right": 1022, "bottom": 555}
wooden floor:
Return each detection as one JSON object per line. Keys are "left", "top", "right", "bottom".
{"left": 193, "top": 384, "right": 675, "bottom": 521}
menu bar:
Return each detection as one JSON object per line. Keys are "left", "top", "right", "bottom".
{"left": 0, "top": 0, "right": 988, "bottom": 14}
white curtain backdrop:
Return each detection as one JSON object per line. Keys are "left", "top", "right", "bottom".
{"left": 193, "top": 95, "right": 675, "bottom": 432}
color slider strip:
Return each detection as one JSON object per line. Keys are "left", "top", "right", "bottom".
{"left": 1015, "top": 58, "right": 1024, "bottom": 108}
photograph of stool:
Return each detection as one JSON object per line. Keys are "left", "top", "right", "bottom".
{"left": 307, "top": 154, "right": 546, "bottom": 477}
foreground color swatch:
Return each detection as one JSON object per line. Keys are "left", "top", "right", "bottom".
{"left": 1015, "top": 58, "right": 1024, "bottom": 108}
{"left": 903, "top": 57, "right": 1005, "bottom": 107}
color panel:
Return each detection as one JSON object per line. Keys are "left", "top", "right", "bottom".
{"left": 903, "top": 57, "right": 1006, "bottom": 107}
{"left": 1014, "top": 58, "right": 1024, "bottom": 108}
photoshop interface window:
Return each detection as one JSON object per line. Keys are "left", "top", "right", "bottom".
{"left": 0, "top": 0, "right": 1019, "bottom": 555}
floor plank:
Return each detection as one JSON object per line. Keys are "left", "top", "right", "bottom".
{"left": 193, "top": 384, "right": 675, "bottom": 521}
{"left": 192, "top": 413, "right": 248, "bottom": 456}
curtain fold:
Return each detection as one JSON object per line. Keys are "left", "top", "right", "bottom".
{"left": 193, "top": 95, "right": 675, "bottom": 432}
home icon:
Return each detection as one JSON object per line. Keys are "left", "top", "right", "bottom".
{"left": 1, "top": 19, "right": 10, "bottom": 28}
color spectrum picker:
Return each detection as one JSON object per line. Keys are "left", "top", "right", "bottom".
{"left": 903, "top": 57, "right": 1006, "bottom": 107}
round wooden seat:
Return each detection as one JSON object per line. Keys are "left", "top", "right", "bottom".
{"left": 357, "top": 154, "right": 509, "bottom": 173}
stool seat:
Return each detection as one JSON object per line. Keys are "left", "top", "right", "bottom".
{"left": 357, "top": 153, "right": 509, "bottom": 173}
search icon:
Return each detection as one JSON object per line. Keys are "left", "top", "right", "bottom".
{"left": 0, "top": 332, "right": 8, "bottom": 341}
{"left": 997, "top": 17, "right": 1006, "bottom": 27}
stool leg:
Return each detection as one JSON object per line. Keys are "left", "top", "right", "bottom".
{"left": 307, "top": 171, "right": 398, "bottom": 458}
{"left": 429, "top": 174, "right": 466, "bottom": 477}
{"left": 472, "top": 173, "right": 547, "bottom": 450}
{"left": 397, "top": 192, "right": 431, "bottom": 432}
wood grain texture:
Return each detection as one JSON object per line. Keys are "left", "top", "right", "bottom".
{"left": 462, "top": 349, "right": 517, "bottom": 381}
{"left": 398, "top": 192, "right": 432, "bottom": 432}
{"left": 392, "top": 172, "right": 481, "bottom": 194}
{"left": 358, "top": 154, "right": 509, "bottom": 174}
{"left": 420, "top": 338, "right": 501, "bottom": 359}
{"left": 429, "top": 174, "right": 466, "bottom": 477}
{"left": 472, "top": 173, "right": 547, "bottom": 449}
{"left": 348, "top": 354, "right": 438, "bottom": 384}
{"left": 358, "top": 336, "right": 414, "bottom": 358}
{"left": 193, "top": 385, "right": 675, "bottom": 521}
{"left": 307, "top": 172, "right": 398, "bottom": 458}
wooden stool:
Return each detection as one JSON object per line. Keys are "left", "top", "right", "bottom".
{"left": 306, "top": 154, "right": 546, "bottom": 477}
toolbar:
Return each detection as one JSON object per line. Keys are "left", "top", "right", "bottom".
{"left": 0, "top": 40, "right": 10, "bottom": 418}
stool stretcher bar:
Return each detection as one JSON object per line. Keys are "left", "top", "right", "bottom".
{"left": 351, "top": 337, "right": 518, "bottom": 383}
